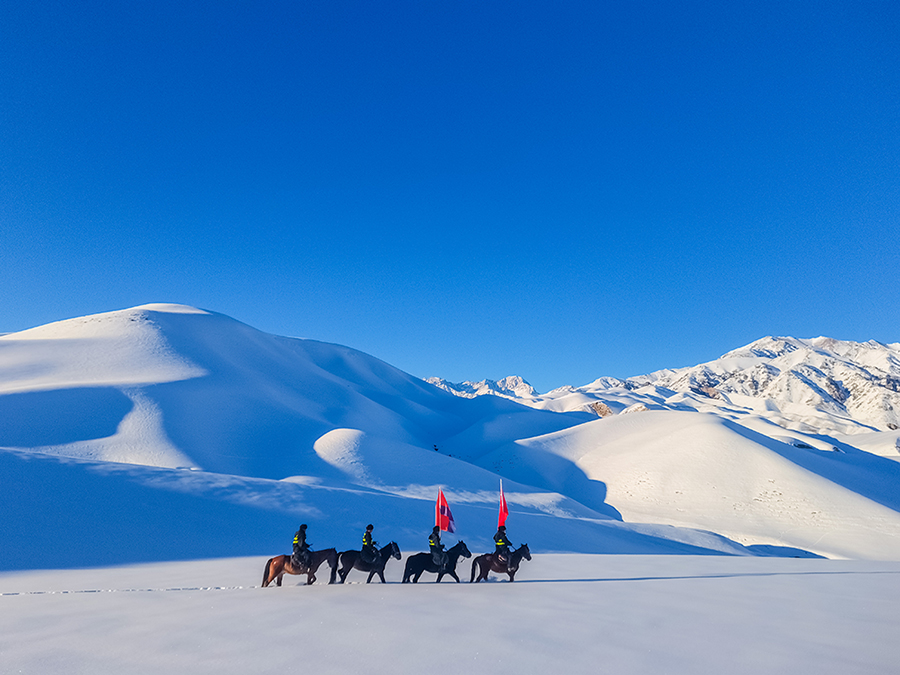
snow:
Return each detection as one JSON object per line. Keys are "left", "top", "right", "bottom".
{"left": 438, "top": 335, "right": 900, "bottom": 434}
{"left": 2, "top": 304, "right": 899, "bottom": 672}
{"left": 2, "top": 556, "right": 898, "bottom": 675}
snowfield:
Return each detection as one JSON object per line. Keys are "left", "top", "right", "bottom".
{"left": 1, "top": 304, "right": 899, "bottom": 673}
{"left": 2, "top": 556, "right": 899, "bottom": 675}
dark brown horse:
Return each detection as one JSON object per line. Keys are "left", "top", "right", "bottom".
{"left": 261, "top": 548, "right": 338, "bottom": 587}
{"left": 402, "top": 540, "right": 472, "bottom": 583}
{"left": 470, "top": 543, "right": 531, "bottom": 582}
{"left": 337, "top": 541, "right": 401, "bottom": 583}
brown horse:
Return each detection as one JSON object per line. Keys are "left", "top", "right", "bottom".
{"left": 337, "top": 541, "right": 401, "bottom": 583}
{"left": 261, "top": 548, "right": 338, "bottom": 587}
{"left": 470, "top": 543, "right": 531, "bottom": 582}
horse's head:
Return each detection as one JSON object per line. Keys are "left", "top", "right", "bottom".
{"left": 389, "top": 541, "right": 402, "bottom": 560}
{"left": 518, "top": 543, "right": 531, "bottom": 561}
{"left": 458, "top": 541, "right": 472, "bottom": 558}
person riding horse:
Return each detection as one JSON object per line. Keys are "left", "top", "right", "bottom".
{"left": 361, "top": 523, "right": 378, "bottom": 564}
{"left": 292, "top": 524, "right": 311, "bottom": 568}
{"left": 493, "top": 525, "right": 514, "bottom": 571}
{"left": 429, "top": 525, "right": 448, "bottom": 571}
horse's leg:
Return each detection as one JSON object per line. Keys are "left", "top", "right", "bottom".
{"left": 337, "top": 554, "right": 351, "bottom": 583}
{"left": 449, "top": 569, "right": 460, "bottom": 582}
{"left": 366, "top": 569, "right": 375, "bottom": 583}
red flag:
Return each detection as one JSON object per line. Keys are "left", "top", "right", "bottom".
{"left": 436, "top": 488, "right": 456, "bottom": 533}
{"left": 498, "top": 480, "right": 509, "bottom": 528}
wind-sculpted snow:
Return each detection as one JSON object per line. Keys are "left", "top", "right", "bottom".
{"left": 0, "top": 448, "right": 752, "bottom": 572}
{"left": 0, "top": 305, "right": 586, "bottom": 478}
{"left": 490, "top": 411, "right": 900, "bottom": 559}
{"left": 2, "top": 304, "right": 899, "bottom": 567}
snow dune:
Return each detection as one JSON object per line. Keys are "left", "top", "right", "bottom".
{"left": 0, "top": 304, "right": 588, "bottom": 477}
{"left": 488, "top": 411, "right": 900, "bottom": 559}
{"left": 2, "top": 304, "right": 899, "bottom": 564}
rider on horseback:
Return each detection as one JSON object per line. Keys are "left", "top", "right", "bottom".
{"left": 429, "top": 525, "right": 448, "bottom": 571}
{"left": 361, "top": 523, "right": 378, "bottom": 564}
{"left": 292, "top": 524, "right": 311, "bottom": 568}
{"left": 493, "top": 525, "right": 514, "bottom": 572}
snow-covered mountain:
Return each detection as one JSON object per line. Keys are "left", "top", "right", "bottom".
{"left": 434, "top": 336, "right": 900, "bottom": 438}
{"left": 425, "top": 375, "right": 537, "bottom": 399}
{"left": 2, "top": 305, "right": 899, "bottom": 566}
{"left": 0, "top": 304, "right": 587, "bottom": 477}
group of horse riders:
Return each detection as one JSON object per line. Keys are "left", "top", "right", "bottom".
{"left": 292, "top": 522, "right": 517, "bottom": 572}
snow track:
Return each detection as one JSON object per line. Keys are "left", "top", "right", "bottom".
{"left": 1, "top": 585, "right": 252, "bottom": 596}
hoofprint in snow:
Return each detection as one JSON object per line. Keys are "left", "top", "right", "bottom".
{"left": 2, "top": 555, "right": 899, "bottom": 675}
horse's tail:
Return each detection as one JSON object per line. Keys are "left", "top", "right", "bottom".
{"left": 262, "top": 557, "right": 273, "bottom": 587}
{"left": 470, "top": 556, "right": 478, "bottom": 583}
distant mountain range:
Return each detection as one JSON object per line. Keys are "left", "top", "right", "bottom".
{"left": 428, "top": 336, "right": 900, "bottom": 436}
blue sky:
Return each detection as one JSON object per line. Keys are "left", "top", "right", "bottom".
{"left": 1, "top": 1, "right": 897, "bottom": 392}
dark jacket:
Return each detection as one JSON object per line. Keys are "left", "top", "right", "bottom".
{"left": 493, "top": 530, "right": 513, "bottom": 554}
{"left": 293, "top": 528, "right": 309, "bottom": 552}
{"left": 429, "top": 531, "right": 444, "bottom": 552}
{"left": 362, "top": 531, "right": 375, "bottom": 550}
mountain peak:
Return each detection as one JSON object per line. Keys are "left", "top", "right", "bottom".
{"left": 428, "top": 335, "right": 900, "bottom": 433}
{"left": 425, "top": 375, "right": 537, "bottom": 399}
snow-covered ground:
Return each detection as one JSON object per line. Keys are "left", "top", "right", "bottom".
{"left": 2, "top": 555, "right": 898, "bottom": 675}
{"left": 2, "top": 304, "right": 899, "bottom": 672}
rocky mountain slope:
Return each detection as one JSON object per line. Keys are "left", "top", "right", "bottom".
{"left": 431, "top": 336, "right": 900, "bottom": 437}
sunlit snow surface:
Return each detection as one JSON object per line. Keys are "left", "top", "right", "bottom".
{"left": 2, "top": 555, "right": 898, "bottom": 675}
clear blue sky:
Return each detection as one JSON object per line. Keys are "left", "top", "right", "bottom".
{"left": 2, "top": 1, "right": 897, "bottom": 392}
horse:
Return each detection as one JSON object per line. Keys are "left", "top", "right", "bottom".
{"left": 402, "top": 540, "right": 472, "bottom": 583}
{"left": 470, "top": 543, "right": 531, "bottom": 583}
{"left": 261, "top": 548, "right": 339, "bottom": 587}
{"left": 337, "top": 542, "right": 402, "bottom": 583}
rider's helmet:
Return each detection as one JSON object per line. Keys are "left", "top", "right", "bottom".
{"left": 498, "top": 525, "right": 506, "bottom": 532}
{"left": 432, "top": 525, "right": 440, "bottom": 533}
{"left": 366, "top": 523, "right": 374, "bottom": 531}
{"left": 300, "top": 524, "right": 307, "bottom": 530}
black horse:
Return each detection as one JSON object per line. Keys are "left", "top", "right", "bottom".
{"left": 402, "top": 540, "right": 472, "bottom": 583}
{"left": 470, "top": 543, "right": 532, "bottom": 582}
{"left": 337, "top": 541, "right": 402, "bottom": 583}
